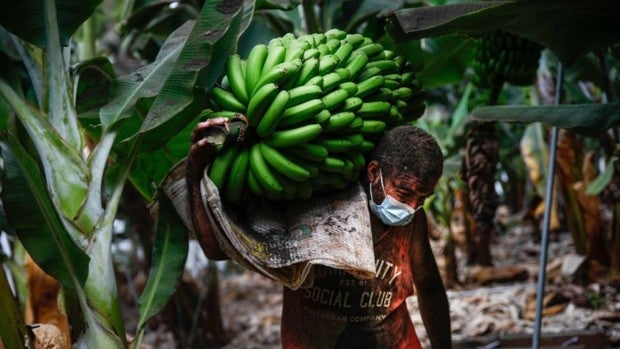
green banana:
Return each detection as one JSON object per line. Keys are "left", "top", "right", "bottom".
{"left": 246, "top": 83, "right": 279, "bottom": 127}
{"left": 366, "top": 60, "right": 398, "bottom": 74}
{"left": 320, "top": 156, "right": 347, "bottom": 173}
{"left": 318, "top": 54, "right": 340, "bottom": 74}
{"left": 325, "top": 28, "right": 346, "bottom": 40}
{"left": 226, "top": 54, "right": 249, "bottom": 104}
{"left": 324, "top": 111, "right": 356, "bottom": 132}
{"left": 259, "top": 142, "right": 310, "bottom": 181}
{"left": 265, "top": 123, "right": 323, "bottom": 147}
{"left": 347, "top": 134, "right": 365, "bottom": 147}
{"left": 249, "top": 142, "right": 283, "bottom": 194}
{"left": 326, "top": 38, "right": 341, "bottom": 53}
{"left": 303, "top": 48, "right": 321, "bottom": 60}
{"left": 345, "top": 52, "right": 369, "bottom": 79}
{"left": 359, "top": 140, "right": 375, "bottom": 153}
{"left": 347, "top": 117, "right": 364, "bottom": 131}
{"left": 359, "top": 120, "right": 386, "bottom": 134}
{"left": 339, "top": 81, "right": 358, "bottom": 96}
{"left": 295, "top": 58, "right": 320, "bottom": 86}
{"left": 252, "top": 59, "right": 301, "bottom": 96}
{"left": 344, "top": 33, "right": 365, "bottom": 48}
{"left": 246, "top": 166, "right": 264, "bottom": 196}
{"left": 316, "top": 138, "right": 354, "bottom": 153}
{"left": 322, "top": 72, "right": 345, "bottom": 92}
{"left": 334, "top": 42, "right": 354, "bottom": 66}
{"left": 355, "top": 75, "right": 385, "bottom": 98}
{"left": 210, "top": 87, "right": 246, "bottom": 113}
{"left": 224, "top": 146, "right": 249, "bottom": 202}
{"left": 208, "top": 144, "right": 239, "bottom": 190}
{"left": 285, "top": 44, "right": 306, "bottom": 62}
{"left": 285, "top": 143, "right": 328, "bottom": 162}
{"left": 286, "top": 85, "right": 322, "bottom": 108}
{"left": 262, "top": 44, "right": 287, "bottom": 76}
{"left": 312, "top": 33, "right": 326, "bottom": 45}
{"left": 245, "top": 44, "right": 269, "bottom": 96}
{"left": 256, "top": 90, "right": 290, "bottom": 137}
{"left": 305, "top": 75, "right": 323, "bottom": 88}
{"left": 340, "top": 97, "right": 363, "bottom": 112}
{"left": 393, "top": 86, "right": 413, "bottom": 99}
{"left": 313, "top": 109, "right": 331, "bottom": 125}
{"left": 355, "top": 43, "right": 383, "bottom": 58}
{"left": 317, "top": 43, "right": 330, "bottom": 56}
{"left": 357, "top": 101, "right": 391, "bottom": 118}
{"left": 279, "top": 99, "right": 325, "bottom": 127}
{"left": 356, "top": 67, "right": 382, "bottom": 81}
{"left": 321, "top": 88, "right": 350, "bottom": 109}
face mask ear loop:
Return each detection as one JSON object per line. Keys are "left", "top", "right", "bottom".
{"left": 369, "top": 166, "right": 386, "bottom": 204}
{"left": 378, "top": 167, "right": 386, "bottom": 195}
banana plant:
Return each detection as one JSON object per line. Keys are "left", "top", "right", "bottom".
{"left": 0, "top": 0, "right": 249, "bottom": 348}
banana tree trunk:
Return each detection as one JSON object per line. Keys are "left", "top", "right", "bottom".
{"left": 464, "top": 121, "right": 499, "bottom": 266}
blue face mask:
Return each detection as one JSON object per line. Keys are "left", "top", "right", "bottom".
{"left": 369, "top": 169, "right": 422, "bottom": 226}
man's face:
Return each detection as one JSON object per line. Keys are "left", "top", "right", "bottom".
{"left": 368, "top": 160, "right": 436, "bottom": 209}
{"left": 382, "top": 175, "right": 434, "bottom": 210}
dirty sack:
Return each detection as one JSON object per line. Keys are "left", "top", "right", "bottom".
{"left": 162, "top": 160, "right": 376, "bottom": 290}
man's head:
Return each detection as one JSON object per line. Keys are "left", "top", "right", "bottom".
{"left": 366, "top": 125, "right": 443, "bottom": 210}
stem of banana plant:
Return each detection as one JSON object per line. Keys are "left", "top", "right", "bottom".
{"left": 532, "top": 61, "right": 564, "bottom": 349}
{"left": 302, "top": 0, "right": 321, "bottom": 34}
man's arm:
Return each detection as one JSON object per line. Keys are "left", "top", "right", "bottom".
{"left": 410, "top": 210, "right": 452, "bottom": 348}
{"left": 186, "top": 118, "right": 230, "bottom": 260}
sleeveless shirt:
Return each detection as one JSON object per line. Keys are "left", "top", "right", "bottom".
{"left": 280, "top": 223, "right": 422, "bottom": 349}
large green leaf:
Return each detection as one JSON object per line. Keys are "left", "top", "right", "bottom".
{"left": 386, "top": 0, "right": 620, "bottom": 65}
{"left": 136, "top": 0, "right": 246, "bottom": 152}
{"left": 44, "top": 0, "right": 83, "bottom": 151}
{"left": 129, "top": 116, "right": 198, "bottom": 200}
{"left": 99, "top": 20, "right": 193, "bottom": 129}
{"left": 471, "top": 102, "right": 620, "bottom": 137}
{"left": 135, "top": 189, "right": 188, "bottom": 347}
{"left": 73, "top": 57, "right": 115, "bottom": 116}
{"left": 0, "top": 79, "right": 93, "bottom": 236}
{"left": 0, "top": 264, "right": 28, "bottom": 349}
{"left": 416, "top": 36, "right": 475, "bottom": 88}
{"left": 0, "top": 133, "right": 90, "bottom": 289}
{"left": 0, "top": 0, "right": 102, "bottom": 48}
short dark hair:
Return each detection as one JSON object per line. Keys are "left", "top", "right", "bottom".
{"left": 370, "top": 125, "right": 443, "bottom": 192}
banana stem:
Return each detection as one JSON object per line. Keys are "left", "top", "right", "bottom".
{"left": 302, "top": 0, "right": 321, "bottom": 34}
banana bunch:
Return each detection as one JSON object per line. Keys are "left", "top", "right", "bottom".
{"left": 471, "top": 31, "right": 543, "bottom": 89}
{"left": 203, "top": 29, "right": 425, "bottom": 202}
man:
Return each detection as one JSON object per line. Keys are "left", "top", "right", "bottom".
{"left": 187, "top": 117, "right": 452, "bottom": 348}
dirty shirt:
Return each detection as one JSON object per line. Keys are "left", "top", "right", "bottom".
{"left": 280, "top": 224, "right": 422, "bottom": 349}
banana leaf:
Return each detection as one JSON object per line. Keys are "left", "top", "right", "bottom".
{"left": 0, "top": 264, "right": 28, "bottom": 349}
{"left": 471, "top": 102, "right": 620, "bottom": 138}
{"left": 0, "top": 79, "right": 94, "bottom": 240}
{"left": 99, "top": 20, "right": 194, "bottom": 129}
{"left": 386, "top": 0, "right": 620, "bottom": 65}
{"left": 0, "top": 133, "right": 89, "bottom": 289}
{"left": 0, "top": 0, "right": 101, "bottom": 48}
{"left": 136, "top": 0, "right": 247, "bottom": 152}
{"left": 135, "top": 189, "right": 188, "bottom": 347}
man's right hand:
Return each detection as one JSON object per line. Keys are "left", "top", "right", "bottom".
{"left": 187, "top": 117, "right": 230, "bottom": 183}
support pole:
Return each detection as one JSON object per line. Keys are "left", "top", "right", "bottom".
{"left": 532, "top": 62, "right": 564, "bottom": 349}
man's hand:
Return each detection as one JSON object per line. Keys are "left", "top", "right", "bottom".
{"left": 187, "top": 117, "right": 230, "bottom": 183}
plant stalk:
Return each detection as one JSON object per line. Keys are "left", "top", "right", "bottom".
{"left": 301, "top": 0, "right": 321, "bottom": 34}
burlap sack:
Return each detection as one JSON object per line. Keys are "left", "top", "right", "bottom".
{"left": 162, "top": 160, "right": 376, "bottom": 289}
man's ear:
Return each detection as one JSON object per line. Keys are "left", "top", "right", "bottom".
{"left": 367, "top": 160, "right": 381, "bottom": 185}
